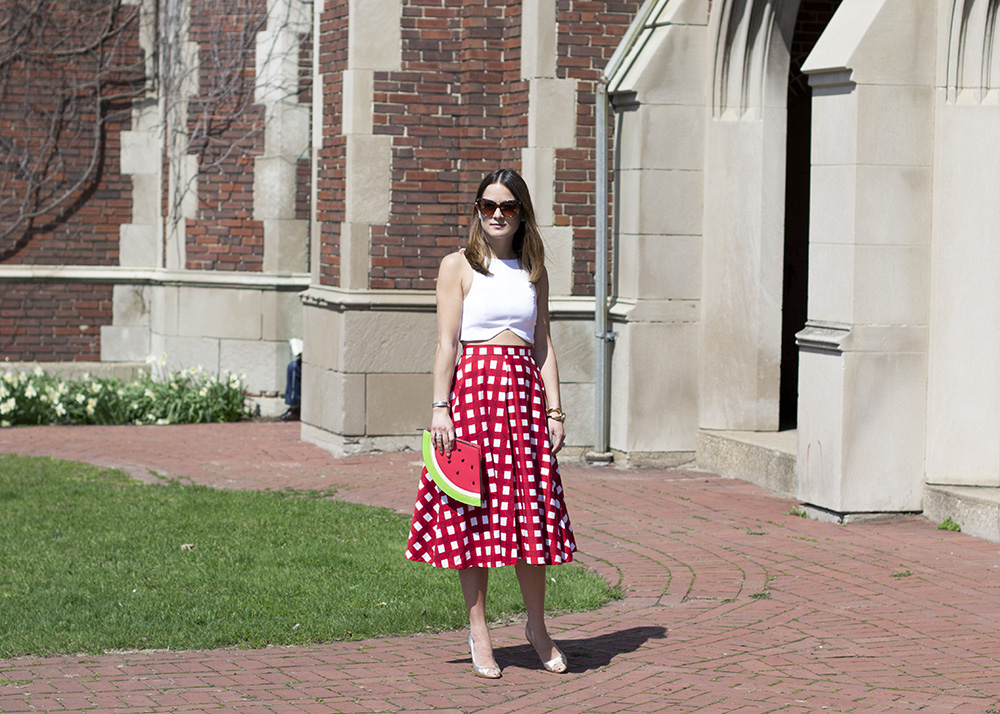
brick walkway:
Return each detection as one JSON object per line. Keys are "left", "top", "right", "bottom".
{"left": 2, "top": 423, "right": 1000, "bottom": 713}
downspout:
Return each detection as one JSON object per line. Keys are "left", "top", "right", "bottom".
{"left": 589, "top": 0, "right": 661, "bottom": 463}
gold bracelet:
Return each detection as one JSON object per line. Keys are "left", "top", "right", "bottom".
{"left": 546, "top": 407, "right": 566, "bottom": 423}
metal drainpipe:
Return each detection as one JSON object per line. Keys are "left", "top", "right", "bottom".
{"left": 591, "top": 79, "right": 614, "bottom": 462}
{"left": 589, "top": 0, "right": 659, "bottom": 463}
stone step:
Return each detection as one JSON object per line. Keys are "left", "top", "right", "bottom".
{"left": 924, "top": 484, "right": 1000, "bottom": 544}
{"left": 696, "top": 429, "right": 798, "bottom": 499}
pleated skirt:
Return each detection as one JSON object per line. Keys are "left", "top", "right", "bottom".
{"left": 405, "top": 344, "right": 576, "bottom": 569}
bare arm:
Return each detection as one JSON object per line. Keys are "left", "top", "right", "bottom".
{"left": 430, "top": 252, "right": 468, "bottom": 455}
{"left": 532, "top": 268, "right": 565, "bottom": 454}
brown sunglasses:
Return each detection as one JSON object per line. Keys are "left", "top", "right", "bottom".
{"left": 475, "top": 198, "right": 521, "bottom": 218}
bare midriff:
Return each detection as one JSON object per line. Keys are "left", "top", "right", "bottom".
{"left": 462, "top": 328, "right": 532, "bottom": 348}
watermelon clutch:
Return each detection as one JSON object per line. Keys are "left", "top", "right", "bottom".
{"left": 422, "top": 429, "right": 484, "bottom": 507}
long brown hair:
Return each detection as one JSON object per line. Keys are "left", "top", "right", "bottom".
{"left": 464, "top": 168, "right": 545, "bottom": 283}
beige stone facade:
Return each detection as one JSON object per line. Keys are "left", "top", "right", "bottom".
{"left": 11, "top": 0, "right": 1000, "bottom": 531}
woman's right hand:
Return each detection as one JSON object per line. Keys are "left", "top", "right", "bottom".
{"left": 431, "top": 407, "right": 454, "bottom": 456}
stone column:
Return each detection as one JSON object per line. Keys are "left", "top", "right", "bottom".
{"left": 606, "top": 0, "right": 709, "bottom": 462}
{"left": 797, "top": 0, "right": 933, "bottom": 512}
{"left": 926, "top": 0, "right": 1000, "bottom": 487}
{"left": 699, "top": 0, "right": 798, "bottom": 432}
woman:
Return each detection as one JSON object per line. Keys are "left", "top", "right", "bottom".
{"left": 405, "top": 168, "right": 576, "bottom": 679}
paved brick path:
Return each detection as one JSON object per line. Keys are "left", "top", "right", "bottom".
{"left": 3, "top": 423, "right": 1000, "bottom": 712}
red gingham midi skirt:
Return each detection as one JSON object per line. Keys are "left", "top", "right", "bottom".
{"left": 405, "top": 344, "right": 576, "bottom": 569}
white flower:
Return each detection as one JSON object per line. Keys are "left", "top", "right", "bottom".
{"left": 54, "top": 402, "right": 66, "bottom": 416}
{"left": 0, "top": 398, "right": 14, "bottom": 415}
{"left": 85, "top": 398, "right": 97, "bottom": 415}
{"left": 75, "top": 393, "right": 86, "bottom": 404}
{"left": 24, "top": 384, "right": 37, "bottom": 398}
{"left": 145, "top": 355, "right": 157, "bottom": 365}
{"left": 90, "top": 382, "right": 102, "bottom": 394}
{"left": 0, "top": 419, "right": 10, "bottom": 428}
{"left": 156, "top": 418, "right": 170, "bottom": 425}
{"left": 144, "top": 389, "right": 155, "bottom": 400}
{"left": 0, "top": 384, "right": 8, "bottom": 399}
{"left": 199, "top": 387, "right": 207, "bottom": 397}
{"left": 32, "top": 366, "right": 44, "bottom": 377}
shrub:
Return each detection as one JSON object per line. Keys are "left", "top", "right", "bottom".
{"left": 0, "top": 359, "right": 250, "bottom": 427}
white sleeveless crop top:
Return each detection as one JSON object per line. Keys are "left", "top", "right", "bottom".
{"left": 460, "top": 257, "right": 537, "bottom": 344}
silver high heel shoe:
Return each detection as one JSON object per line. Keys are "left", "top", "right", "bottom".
{"left": 525, "top": 623, "right": 568, "bottom": 673}
{"left": 468, "top": 634, "right": 501, "bottom": 679}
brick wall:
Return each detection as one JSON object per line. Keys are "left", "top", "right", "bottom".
{"left": 556, "top": 1, "right": 642, "bottom": 296}
{"left": 0, "top": 283, "right": 113, "bottom": 362}
{"left": 0, "top": 0, "right": 144, "bottom": 361}
{"left": 315, "top": 3, "right": 348, "bottom": 287}
{"left": 184, "top": 0, "right": 269, "bottom": 271}
{"left": 358, "top": 1, "right": 636, "bottom": 294}
{"left": 368, "top": 0, "right": 526, "bottom": 291}
{"left": 0, "top": 0, "right": 143, "bottom": 267}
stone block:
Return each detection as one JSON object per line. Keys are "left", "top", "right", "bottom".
{"left": 119, "top": 224, "right": 158, "bottom": 267}
{"left": 809, "top": 165, "right": 857, "bottom": 246}
{"left": 342, "top": 69, "right": 374, "bottom": 135}
{"left": 796, "top": 344, "right": 846, "bottom": 508}
{"left": 559, "top": 381, "right": 594, "bottom": 448}
{"left": 521, "top": 0, "right": 557, "bottom": 79}
{"left": 617, "top": 169, "right": 703, "bottom": 236}
{"left": 853, "top": 244, "right": 929, "bottom": 325}
{"left": 528, "top": 79, "right": 576, "bottom": 149}
{"left": 617, "top": 104, "right": 705, "bottom": 172}
{"left": 610, "top": 320, "right": 699, "bottom": 453}
{"left": 810, "top": 86, "right": 858, "bottom": 167}
{"left": 262, "top": 290, "right": 306, "bottom": 343}
{"left": 366, "top": 372, "right": 430, "bottom": 435}
{"left": 805, "top": 0, "right": 934, "bottom": 87}
{"left": 345, "top": 135, "right": 392, "bottom": 224}
{"left": 100, "top": 325, "right": 151, "bottom": 362}
{"left": 255, "top": 29, "right": 298, "bottom": 105}
{"left": 342, "top": 309, "right": 436, "bottom": 373}
{"left": 612, "top": 22, "right": 707, "bottom": 106}
{"left": 177, "top": 288, "right": 262, "bottom": 340}
{"left": 521, "top": 147, "right": 555, "bottom": 226}
{"left": 254, "top": 156, "right": 296, "bottom": 220}
{"left": 149, "top": 285, "right": 178, "bottom": 335}
{"left": 543, "top": 226, "right": 573, "bottom": 297}
{"left": 549, "top": 318, "right": 593, "bottom": 384}
{"left": 856, "top": 83, "right": 934, "bottom": 167}
{"left": 264, "top": 102, "right": 311, "bottom": 157}
{"left": 618, "top": 233, "right": 700, "bottom": 301}
{"left": 131, "top": 173, "right": 161, "bottom": 226}
{"left": 348, "top": 0, "right": 401, "bottom": 70}
{"left": 302, "top": 301, "right": 342, "bottom": 371}
{"left": 798, "top": 339, "right": 926, "bottom": 512}
{"left": 220, "top": 339, "right": 286, "bottom": 394}
{"left": 839, "top": 350, "right": 926, "bottom": 511}
{"left": 121, "top": 130, "right": 160, "bottom": 175}
{"left": 302, "top": 366, "right": 365, "bottom": 436}
{"left": 263, "top": 219, "right": 309, "bottom": 273}
{"left": 340, "top": 222, "right": 372, "bottom": 291}
{"left": 807, "top": 242, "right": 855, "bottom": 325}
{"left": 160, "top": 336, "right": 220, "bottom": 375}
{"left": 112, "top": 285, "right": 151, "bottom": 326}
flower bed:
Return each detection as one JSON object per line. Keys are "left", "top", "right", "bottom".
{"left": 0, "top": 358, "right": 250, "bottom": 427}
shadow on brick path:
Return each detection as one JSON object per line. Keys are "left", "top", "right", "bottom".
{"left": 2, "top": 423, "right": 1000, "bottom": 713}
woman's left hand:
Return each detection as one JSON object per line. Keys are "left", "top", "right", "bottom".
{"left": 548, "top": 417, "right": 565, "bottom": 455}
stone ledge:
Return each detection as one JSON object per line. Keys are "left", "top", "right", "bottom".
{"left": 0, "top": 361, "right": 149, "bottom": 381}
{"left": 697, "top": 429, "right": 797, "bottom": 498}
{"left": 924, "top": 484, "right": 1000, "bottom": 544}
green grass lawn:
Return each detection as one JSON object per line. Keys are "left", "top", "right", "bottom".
{"left": 0, "top": 454, "right": 619, "bottom": 657}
